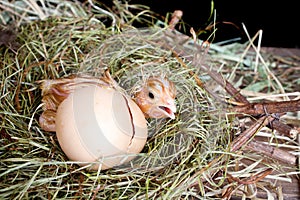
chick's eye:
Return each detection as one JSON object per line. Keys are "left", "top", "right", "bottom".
{"left": 148, "top": 92, "right": 155, "bottom": 99}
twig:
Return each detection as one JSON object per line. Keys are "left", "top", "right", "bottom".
{"left": 246, "top": 139, "right": 296, "bottom": 165}
{"left": 230, "top": 99, "right": 300, "bottom": 138}
{"left": 222, "top": 168, "right": 274, "bottom": 199}
{"left": 227, "top": 168, "right": 273, "bottom": 185}
{"left": 271, "top": 120, "right": 299, "bottom": 138}
{"left": 231, "top": 99, "right": 300, "bottom": 116}
{"left": 200, "top": 65, "right": 249, "bottom": 104}
{"left": 168, "top": 10, "right": 183, "bottom": 30}
{"left": 230, "top": 116, "right": 273, "bottom": 152}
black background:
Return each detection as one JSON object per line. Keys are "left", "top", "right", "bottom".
{"left": 109, "top": 0, "right": 299, "bottom": 48}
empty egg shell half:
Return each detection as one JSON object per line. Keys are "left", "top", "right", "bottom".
{"left": 55, "top": 85, "right": 148, "bottom": 170}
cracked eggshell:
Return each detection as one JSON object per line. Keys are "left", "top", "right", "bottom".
{"left": 55, "top": 85, "right": 148, "bottom": 170}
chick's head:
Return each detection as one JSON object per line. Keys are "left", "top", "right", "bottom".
{"left": 134, "top": 76, "right": 176, "bottom": 119}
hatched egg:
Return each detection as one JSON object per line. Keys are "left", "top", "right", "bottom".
{"left": 55, "top": 85, "right": 148, "bottom": 170}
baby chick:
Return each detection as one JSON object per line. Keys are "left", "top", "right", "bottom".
{"left": 133, "top": 76, "right": 176, "bottom": 119}
{"left": 38, "top": 70, "right": 176, "bottom": 132}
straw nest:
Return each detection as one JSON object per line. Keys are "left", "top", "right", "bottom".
{"left": 1, "top": 0, "right": 299, "bottom": 199}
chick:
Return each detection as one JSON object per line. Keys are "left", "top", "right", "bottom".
{"left": 133, "top": 76, "right": 176, "bottom": 119}
{"left": 38, "top": 70, "right": 176, "bottom": 132}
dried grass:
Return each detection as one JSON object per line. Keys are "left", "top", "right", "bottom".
{"left": 0, "top": 0, "right": 299, "bottom": 199}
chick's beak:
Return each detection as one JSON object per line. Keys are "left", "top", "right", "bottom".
{"left": 158, "top": 100, "right": 177, "bottom": 119}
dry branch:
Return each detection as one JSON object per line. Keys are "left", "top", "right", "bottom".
{"left": 231, "top": 99, "right": 300, "bottom": 116}
{"left": 246, "top": 139, "right": 296, "bottom": 165}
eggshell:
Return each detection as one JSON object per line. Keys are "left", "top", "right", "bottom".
{"left": 55, "top": 85, "right": 148, "bottom": 170}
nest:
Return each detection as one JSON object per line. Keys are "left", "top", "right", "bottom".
{"left": 1, "top": 0, "right": 299, "bottom": 199}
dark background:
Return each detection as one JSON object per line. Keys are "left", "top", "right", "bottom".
{"left": 110, "top": 0, "right": 299, "bottom": 48}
